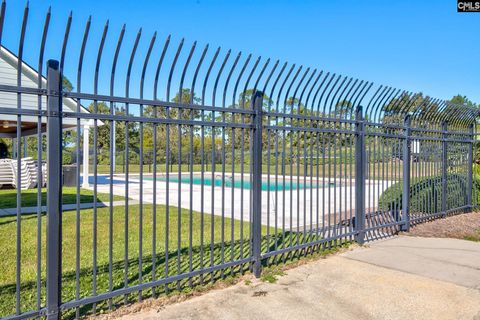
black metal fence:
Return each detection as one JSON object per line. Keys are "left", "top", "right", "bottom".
{"left": 0, "top": 2, "right": 478, "bottom": 319}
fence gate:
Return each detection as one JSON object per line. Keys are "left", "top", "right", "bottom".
{"left": 0, "top": 2, "right": 477, "bottom": 319}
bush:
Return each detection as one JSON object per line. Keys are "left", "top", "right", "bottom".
{"left": 378, "top": 173, "right": 479, "bottom": 214}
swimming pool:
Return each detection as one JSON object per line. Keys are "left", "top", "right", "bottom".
{"left": 140, "top": 175, "right": 336, "bottom": 191}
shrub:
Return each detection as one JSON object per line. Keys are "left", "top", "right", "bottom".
{"left": 378, "top": 173, "right": 479, "bottom": 214}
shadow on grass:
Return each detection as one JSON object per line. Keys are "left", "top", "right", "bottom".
{"left": 0, "top": 231, "right": 345, "bottom": 319}
{"left": 0, "top": 187, "right": 124, "bottom": 210}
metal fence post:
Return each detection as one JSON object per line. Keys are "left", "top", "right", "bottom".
{"left": 46, "top": 60, "right": 62, "bottom": 320}
{"left": 467, "top": 123, "right": 474, "bottom": 212}
{"left": 442, "top": 121, "right": 448, "bottom": 218}
{"left": 354, "top": 106, "right": 365, "bottom": 244}
{"left": 252, "top": 90, "right": 263, "bottom": 277}
{"left": 401, "top": 115, "right": 411, "bottom": 231}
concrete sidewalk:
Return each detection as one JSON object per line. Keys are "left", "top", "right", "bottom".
{"left": 343, "top": 236, "right": 480, "bottom": 289}
{"left": 118, "top": 236, "right": 480, "bottom": 320}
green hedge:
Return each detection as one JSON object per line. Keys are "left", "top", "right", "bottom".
{"left": 378, "top": 173, "right": 479, "bottom": 214}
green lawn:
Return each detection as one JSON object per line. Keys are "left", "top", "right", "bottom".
{"left": 0, "top": 187, "right": 124, "bottom": 209}
{"left": 0, "top": 204, "right": 307, "bottom": 318}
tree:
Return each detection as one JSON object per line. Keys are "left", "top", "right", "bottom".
{"left": 334, "top": 99, "right": 353, "bottom": 118}
{"left": 449, "top": 95, "right": 477, "bottom": 108}
{"left": 62, "top": 76, "right": 73, "bottom": 92}
{"left": 448, "top": 95, "right": 479, "bottom": 165}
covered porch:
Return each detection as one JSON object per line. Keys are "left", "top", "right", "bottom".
{"left": 0, "top": 46, "right": 99, "bottom": 188}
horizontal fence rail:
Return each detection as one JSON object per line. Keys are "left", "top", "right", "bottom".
{"left": 0, "top": 1, "right": 478, "bottom": 319}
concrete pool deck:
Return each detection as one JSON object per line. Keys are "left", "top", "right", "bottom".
{"left": 87, "top": 173, "right": 394, "bottom": 229}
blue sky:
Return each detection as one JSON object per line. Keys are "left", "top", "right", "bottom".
{"left": 2, "top": 0, "right": 479, "bottom": 106}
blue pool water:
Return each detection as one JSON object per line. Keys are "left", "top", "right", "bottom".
{"left": 142, "top": 175, "right": 335, "bottom": 191}
{"left": 80, "top": 176, "right": 138, "bottom": 185}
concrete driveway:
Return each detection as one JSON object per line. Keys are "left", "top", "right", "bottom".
{"left": 119, "top": 236, "right": 480, "bottom": 320}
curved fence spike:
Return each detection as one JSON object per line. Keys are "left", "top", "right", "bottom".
{"left": 317, "top": 72, "right": 335, "bottom": 114}
{"left": 140, "top": 32, "right": 156, "bottom": 100}
{"left": 375, "top": 86, "right": 397, "bottom": 122}
{"left": 354, "top": 81, "right": 373, "bottom": 109}
{"left": 268, "top": 62, "right": 287, "bottom": 112}
{"left": 368, "top": 86, "right": 389, "bottom": 122}
{"left": 93, "top": 21, "right": 108, "bottom": 100}
{"left": 274, "top": 63, "right": 294, "bottom": 113}
{"left": 111, "top": 24, "right": 125, "bottom": 99}
{"left": 298, "top": 68, "right": 317, "bottom": 112}
{"left": 432, "top": 100, "right": 447, "bottom": 125}
{"left": 231, "top": 53, "right": 251, "bottom": 109}
{"left": 178, "top": 40, "right": 195, "bottom": 103}
{"left": 322, "top": 73, "right": 341, "bottom": 115}
{"left": 212, "top": 49, "right": 230, "bottom": 107}
{"left": 125, "top": 28, "right": 142, "bottom": 103}
{"left": 201, "top": 46, "right": 220, "bottom": 105}
{"left": 344, "top": 79, "right": 362, "bottom": 118}
{"left": 166, "top": 37, "right": 183, "bottom": 102}
{"left": 398, "top": 92, "right": 418, "bottom": 115}
{"left": 222, "top": 52, "right": 241, "bottom": 108}
{"left": 153, "top": 35, "right": 171, "bottom": 101}
{"left": 283, "top": 65, "right": 302, "bottom": 113}
{"left": 311, "top": 71, "right": 329, "bottom": 113}
{"left": 38, "top": 8, "right": 51, "bottom": 86}
{"left": 0, "top": 0, "right": 6, "bottom": 46}
{"left": 329, "top": 75, "right": 348, "bottom": 115}
{"left": 241, "top": 56, "right": 261, "bottom": 109}
{"left": 77, "top": 16, "right": 90, "bottom": 104}
{"left": 290, "top": 67, "right": 310, "bottom": 114}
{"left": 334, "top": 77, "right": 353, "bottom": 119}
{"left": 60, "top": 11, "right": 72, "bottom": 72}
{"left": 17, "top": 2, "right": 28, "bottom": 84}
{"left": 261, "top": 59, "right": 279, "bottom": 98}
{"left": 389, "top": 90, "right": 408, "bottom": 114}
{"left": 253, "top": 58, "right": 270, "bottom": 94}
{"left": 303, "top": 70, "right": 323, "bottom": 112}
{"left": 420, "top": 98, "right": 441, "bottom": 125}
{"left": 376, "top": 88, "right": 400, "bottom": 123}
{"left": 364, "top": 84, "right": 382, "bottom": 116}
{"left": 190, "top": 44, "right": 208, "bottom": 105}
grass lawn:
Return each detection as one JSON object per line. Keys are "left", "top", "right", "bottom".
{"left": 0, "top": 204, "right": 307, "bottom": 318}
{"left": 0, "top": 187, "right": 124, "bottom": 209}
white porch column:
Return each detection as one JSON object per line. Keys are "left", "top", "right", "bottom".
{"left": 82, "top": 125, "right": 90, "bottom": 188}
{"left": 112, "top": 121, "right": 116, "bottom": 172}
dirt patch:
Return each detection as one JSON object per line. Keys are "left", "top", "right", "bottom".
{"left": 403, "top": 212, "right": 480, "bottom": 241}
